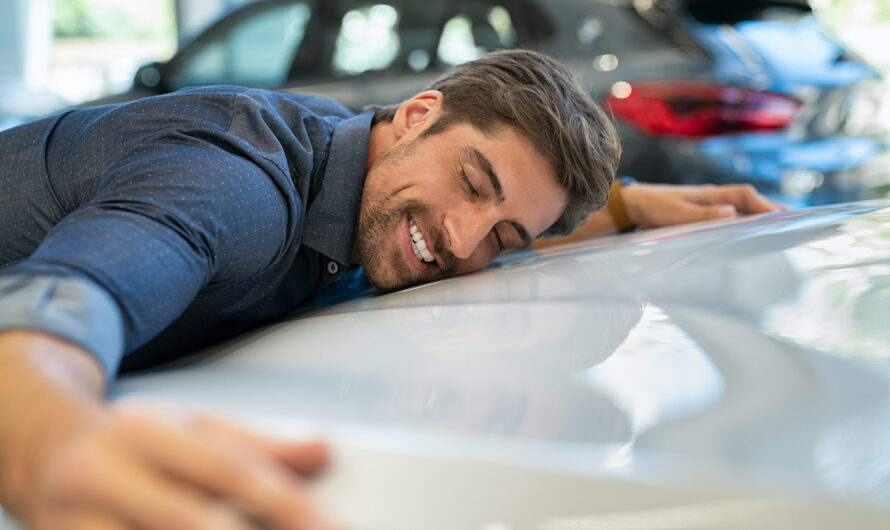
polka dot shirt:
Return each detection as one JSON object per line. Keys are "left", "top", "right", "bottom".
{"left": 0, "top": 86, "right": 373, "bottom": 375}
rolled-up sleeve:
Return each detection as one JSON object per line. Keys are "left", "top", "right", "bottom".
{"left": 0, "top": 274, "right": 124, "bottom": 375}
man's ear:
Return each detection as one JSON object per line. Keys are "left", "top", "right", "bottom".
{"left": 392, "top": 90, "right": 443, "bottom": 140}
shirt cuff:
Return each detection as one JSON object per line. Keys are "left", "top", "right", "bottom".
{"left": 0, "top": 274, "right": 124, "bottom": 377}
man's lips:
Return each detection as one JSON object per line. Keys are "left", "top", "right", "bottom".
{"left": 402, "top": 214, "right": 436, "bottom": 273}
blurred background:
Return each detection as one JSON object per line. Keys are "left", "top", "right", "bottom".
{"left": 2, "top": 0, "right": 890, "bottom": 207}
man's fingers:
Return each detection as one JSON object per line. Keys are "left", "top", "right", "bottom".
{"left": 272, "top": 441, "right": 330, "bottom": 478}
{"left": 733, "top": 185, "right": 786, "bottom": 214}
{"left": 694, "top": 184, "right": 786, "bottom": 214}
{"left": 113, "top": 413, "right": 333, "bottom": 530}
{"left": 110, "top": 463, "right": 257, "bottom": 530}
{"left": 192, "top": 415, "right": 330, "bottom": 476}
{"left": 618, "top": 182, "right": 788, "bottom": 231}
{"left": 55, "top": 435, "right": 256, "bottom": 530}
{"left": 32, "top": 504, "right": 130, "bottom": 530}
{"left": 39, "top": 409, "right": 336, "bottom": 530}
{"left": 678, "top": 201, "right": 736, "bottom": 223}
{"left": 56, "top": 510, "right": 130, "bottom": 530}
{"left": 712, "top": 204, "right": 737, "bottom": 218}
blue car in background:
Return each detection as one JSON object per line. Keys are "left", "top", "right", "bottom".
{"left": 605, "top": 0, "right": 890, "bottom": 207}
{"left": 15, "top": 0, "right": 890, "bottom": 206}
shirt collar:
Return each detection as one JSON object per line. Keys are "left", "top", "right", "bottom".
{"left": 300, "top": 111, "right": 374, "bottom": 267}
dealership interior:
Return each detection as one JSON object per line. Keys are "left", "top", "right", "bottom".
{"left": 1, "top": 2, "right": 890, "bottom": 529}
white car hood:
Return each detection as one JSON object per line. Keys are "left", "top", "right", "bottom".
{"left": 99, "top": 201, "right": 890, "bottom": 529}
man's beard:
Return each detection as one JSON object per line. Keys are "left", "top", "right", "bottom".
{"left": 354, "top": 141, "right": 456, "bottom": 291}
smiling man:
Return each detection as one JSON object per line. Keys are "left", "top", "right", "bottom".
{"left": 357, "top": 96, "right": 570, "bottom": 289}
{"left": 0, "top": 50, "right": 780, "bottom": 529}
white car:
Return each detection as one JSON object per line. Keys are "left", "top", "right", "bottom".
{"left": 3, "top": 201, "right": 889, "bottom": 529}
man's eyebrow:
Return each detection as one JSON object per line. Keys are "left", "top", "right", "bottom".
{"left": 464, "top": 147, "right": 504, "bottom": 204}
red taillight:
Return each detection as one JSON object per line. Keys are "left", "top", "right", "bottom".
{"left": 603, "top": 81, "right": 802, "bottom": 138}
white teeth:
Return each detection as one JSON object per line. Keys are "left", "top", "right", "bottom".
{"left": 409, "top": 217, "right": 435, "bottom": 264}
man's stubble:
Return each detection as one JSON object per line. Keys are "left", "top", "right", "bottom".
{"left": 353, "top": 138, "right": 455, "bottom": 291}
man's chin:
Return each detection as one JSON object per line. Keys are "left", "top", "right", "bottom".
{"left": 362, "top": 258, "right": 444, "bottom": 292}
{"left": 364, "top": 267, "right": 424, "bottom": 293}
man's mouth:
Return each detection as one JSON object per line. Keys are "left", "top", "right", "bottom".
{"left": 409, "top": 215, "right": 436, "bottom": 264}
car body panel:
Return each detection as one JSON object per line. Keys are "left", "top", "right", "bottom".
{"left": 1, "top": 202, "right": 888, "bottom": 529}
{"left": 82, "top": 202, "right": 889, "bottom": 529}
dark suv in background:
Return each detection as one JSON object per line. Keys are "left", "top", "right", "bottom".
{"left": 89, "top": 0, "right": 890, "bottom": 206}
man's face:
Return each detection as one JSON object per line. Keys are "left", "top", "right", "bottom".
{"left": 355, "top": 97, "right": 567, "bottom": 291}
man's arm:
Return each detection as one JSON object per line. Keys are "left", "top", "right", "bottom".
{"left": 534, "top": 182, "right": 787, "bottom": 249}
{"left": 0, "top": 330, "right": 335, "bottom": 530}
{"left": 0, "top": 135, "right": 339, "bottom": 528}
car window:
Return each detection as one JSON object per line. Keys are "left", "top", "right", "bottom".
{"left": 438, "top": 3, "right": 518, "bottom": 66}
{"left": 326, "top": 1, "right": 449, "bottom": 78}
{"left": 333, "top": 4, "right": 401, "bottom": 75}
{"left": 171, "top": 2, "right": 312, "bottom": 89}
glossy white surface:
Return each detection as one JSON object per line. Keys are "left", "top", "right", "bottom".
{"left": 126, "top": 201, "right": 890, "bottom": 529}
{"left": 5, "top": 202, "right": 888, "bottom": 530}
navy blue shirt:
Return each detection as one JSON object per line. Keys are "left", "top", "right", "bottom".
{"left": 0, "top": 86, "right": 373, "bottom": 375}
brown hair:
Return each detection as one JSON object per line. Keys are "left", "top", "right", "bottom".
{"left": 367, "top": 49, "right": 621, "bottom": 237}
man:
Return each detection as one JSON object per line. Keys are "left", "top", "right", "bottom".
{"left": 0, "top": 50, "right": 781, "bottom": 529}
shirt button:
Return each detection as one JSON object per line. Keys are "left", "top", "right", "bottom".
{"left": 327, "top": 261, "right": 339, "bottom": 275}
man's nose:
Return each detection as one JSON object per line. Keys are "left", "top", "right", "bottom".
{"left": 443, "top": 207, "right": 495, "bottom": 260}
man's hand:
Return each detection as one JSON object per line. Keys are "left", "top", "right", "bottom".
{"left": 0, "top": 331, "right": 336, "bottom": 530}
{"left": 28, "top": 409, "right": 333, "bottom": 530}
{"left": 532, "top": 182, "right": 787, "bottom": 250}
{"left": 621, "top": 183, "right": 787, "bottom": 229}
